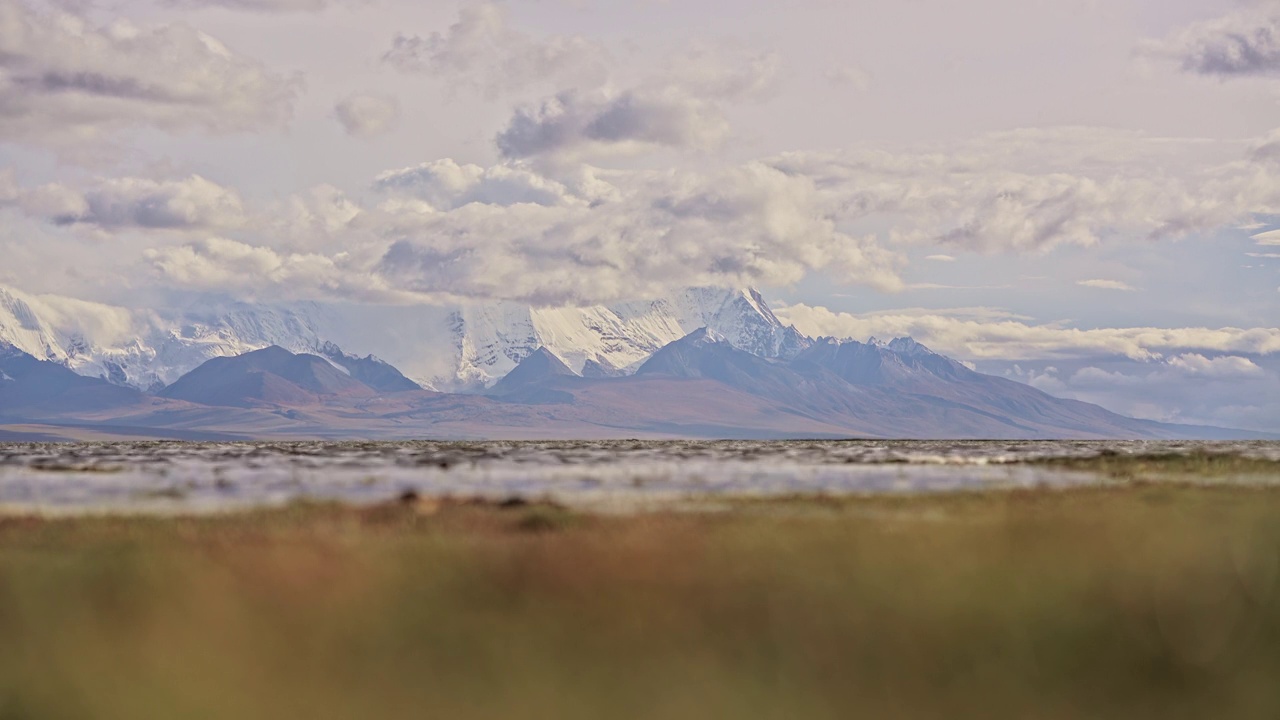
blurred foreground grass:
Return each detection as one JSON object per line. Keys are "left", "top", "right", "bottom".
{"left": 2, "top": 481, "right": 1280, "bottom": 719}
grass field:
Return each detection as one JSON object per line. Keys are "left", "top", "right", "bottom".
{"left": 1, "top": 475, "right": 1279, "bottom": 718}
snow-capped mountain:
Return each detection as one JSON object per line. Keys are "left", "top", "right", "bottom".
{"left": 0, "top": 285, "right": 810, "bottom": 392}
{"left": 0, "top": 285, "right": 334, "bottom": 391}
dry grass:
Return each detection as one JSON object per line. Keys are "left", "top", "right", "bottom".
{"left": 1, "top": 486, "right": 1279, "bottom": 719}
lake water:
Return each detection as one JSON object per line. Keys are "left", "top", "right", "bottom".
{"left": 2, "top": 440, "right": 1279, "bottom": 515}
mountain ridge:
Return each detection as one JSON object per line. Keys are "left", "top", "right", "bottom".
{"left": 0, "top": 285, "right": 804, "bottom": 393}
{"left": 6, "top": 334, "right": 1270, "bottom": 441}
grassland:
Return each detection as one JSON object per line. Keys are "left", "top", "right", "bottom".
{"left": 1, "top": 474, "right": 1280, "bottom": 718}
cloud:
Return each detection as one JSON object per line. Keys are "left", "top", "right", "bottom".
{"left": 115, "top": 160, "right": 896, "bottom": 307}
{"left": 17, "top": 175, "right": 246, "bottom": 231}
{"left": 368, "top": 161, "right": 902, "bottom": 306}
{"left": 768, "top": 127, "right": 1280, "bottom": 255}
{"left": 773, "top": 302, "right": 1280, "bottom": 361}
{"left": 1253, "top": 228, "right": 1280, "bottom": 245}
{"left": 1000, "top": 353, "right": 1280, "bottom": 431}
{"left": 383, "top": 2, "right": 608, "bottom": 98}
{"left": 162, "top": 0, "right": 352, "bottom": 11}
{"left": 162, "top": 0, "right": 336, "bottom": 11}
{"left": 1142, "top": 9, "right": 1280, "bottom": 78}
{"left": 1249, "top": 129, "right": 1280, "bottom": 163}
{"left": 1166, "top": 353, "right": 1264, "bottom": 377}
{"left": 144, "top": 237, "right": 410, "bottom": 303}
{"left": 1077, "top": 279, "right": 1136, "bottom": 291}
{"left": 333, "top": 94, "right": 400, "bottom": 137}
{"left": 495, "top": 88, "right": 731, "bottom": 160}
{"left": 924, "top": 254, "right": 956, "bottom": 262}
{"left": 824, "top": 64, "right": 870, "bottom": 90}
{"left": 0, "top": 0, "right": 299, "bottom": 151}
{"left": 495, "top": 50, "right": 779, "bottom": 161}
{"left": 373, "top": 159, "right": 582, "bottom": 209}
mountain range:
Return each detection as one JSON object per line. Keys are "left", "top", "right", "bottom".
{"left": 1, "top": 301, "right": 1272, "bottom": 440}
{"left": 0, "top": 285, "right": 803, "bottom": 393}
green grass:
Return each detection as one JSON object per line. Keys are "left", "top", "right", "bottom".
{"left": 1028, "top": 450, "right": 1280, "bottom": 480}
{"left": 2, "top": 486, "right": 1280, "bottom": 719}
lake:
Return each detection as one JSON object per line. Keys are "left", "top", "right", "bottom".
{"left": 3, "top": 439, "right": 1278, "bottom": 514}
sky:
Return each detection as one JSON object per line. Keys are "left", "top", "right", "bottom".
{"left": 1, "top": 0, "right": 1279, "bottom": 430}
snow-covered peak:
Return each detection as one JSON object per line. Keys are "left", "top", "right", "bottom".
{"left": 887, "top": 337, "right": 933, "bottom": 356}
{"left": 682, "top": 327, "right": 730, "bottom": 347}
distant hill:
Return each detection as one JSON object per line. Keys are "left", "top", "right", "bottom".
{"left": 157, "top": 346, "right": 377, "bottom": 409}
{"left": 486, "top": 348, "right": 579, "bottom": 404}
{"left": 0, "top": 343, "right": 149, "bottom": 417}
{"left": 317, "top": 342, "right": 421, "bottom": 393}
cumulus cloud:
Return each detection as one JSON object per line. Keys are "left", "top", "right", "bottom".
{"left": 1077, "top": 279, "right": 1136, "bottom": 291}
{"left": 768, "top": 127, "right": 1280, "bottom": 255}
{"left": 373, "top": 159, "right": 582, "bottom": 210}
{"left": 1166, "top": 352, "right": 1264, "bottom": 377}
{"left": 1142, "top": 9, "right": 1280, "bottom": 78}
{"left": 773, "top": 302, "right": 1280, "bottom": 361}
{"left": 17, "top": 175, "right": 246, "bottom": 231}
{"left": 113, "top": 160, "right": 895, "bottom": 307}
{"left": 333, "top": 94, "right": 400, "bottom": 137}
{"left": 383, "top": 2, "right": 608, "bottom": 98}
{"left": 0, "top": 0, "right": 298, "bottom": 152}
{"left": 144, "top": 237, "right": 411, "bottom": 303}
{"left": 495, "top": 50, "right": 779, "bottom": 161}
{"left": 495, "top": 88, "right": 729, "bottom": 160}
{"left": 372, "top": 161, "right": 900, "bottom": 306}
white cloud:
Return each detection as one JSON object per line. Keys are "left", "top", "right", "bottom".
{"left": 144, "top": 237, "right": 411, "bottom": 303}
{"left": 1141, "top": 9, "right": 1280, "bottom": 78}
{"left": 17, "top": 175, "right": 246, "bottom": 231}
{"left": 495, "top": 87, "right": 731, "bottom": 160}
{"left": 495, "top": 49, "right": 779, "bottom": 161}
{"left": 1077, "top": 279, "right": 1136, "bottom": 291}
{"left": 0, "top": 0, "right": 299, "bottom": 151}
{"left": 373, "top": 159, "right": 584, "bottom": 210}
{"left": 333, "top": 94, "right": 400, "bottom": 137}
{"left": 1166, "top": 353, "right": 1264, "bottom": 377}
{"left": 1253, "top": 228, "right": 1280, "bottom": 245}
{"left": 115, "top": 160, "right": 898, "bottom": 307}
{"left": 768, "top": 128, "right": 1280, "bottom": 255}
{"left": 774, "top": 302, "right": 1280, "bottom": 361}
{"left": 382, "top": 2, "right": 608, "bottom": 98}
{"left": 924, "top": 254, "right": 956, "bottom": 262}
{"left": 372, "top": 161, "right": 901, "bottom": 306}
